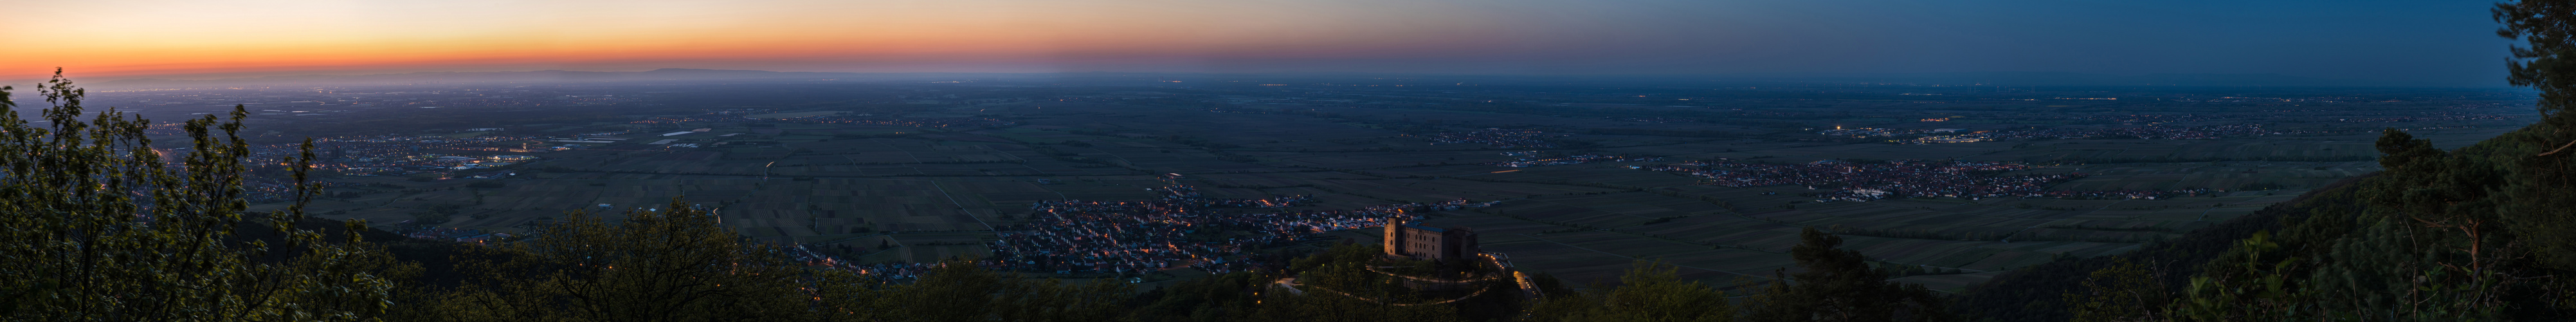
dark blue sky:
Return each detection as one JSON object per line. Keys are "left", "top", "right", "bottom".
{"left": 1430, "top": 0, "right": 2512, "bottom": 86}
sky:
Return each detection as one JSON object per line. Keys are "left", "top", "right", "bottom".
{"left": 0, "top": 0, "right": 2518, "bottom": 86}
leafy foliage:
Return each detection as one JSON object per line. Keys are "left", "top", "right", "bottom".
{"left": 1741, "top": 228, "right": 1952, "bottom": 322}
{"left": 1963, "top": 3, "right": 2576, "bottom": 321}
{"left": 1529, "top": 261, "right": 1734, "bottom": 322}
{"left": 1952, "top": 174, "right": 2361, "bottom": 322}
{"left": 2062, "top": 258, "right": 2164, "bottom": 322}
{"left": 2145, "top": 121, "right": 2565, "bottom": 321}
{"left": 2137, "top": 3, "right": 2576, "bottom": 319}
{"left": 411, "top": 199, "right": 818, "bottom": 321}
{"left": 2499, "top": 0, "right": 2576, "bottom": 274}
{"left": 0, "top": 71, "right": 405, "bottom": 321}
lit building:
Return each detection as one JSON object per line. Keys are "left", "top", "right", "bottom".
{"left": 1383, "top": 216, "right": 1480, "bottom": 262}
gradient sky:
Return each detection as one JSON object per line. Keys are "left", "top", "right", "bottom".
{"left": 0, "top": 0, "right": 2516, "bottom": 86}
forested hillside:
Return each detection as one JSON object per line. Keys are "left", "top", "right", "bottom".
{"left": 1956, "top": 2, "right": 2576, "bottom": 320}
{"left": 1955, "top": 175, "right": 2369, "bottom": 321}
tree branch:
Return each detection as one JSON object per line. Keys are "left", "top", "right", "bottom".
{"left": 2537, "top": 138, "right": 2576, "bottom": 156}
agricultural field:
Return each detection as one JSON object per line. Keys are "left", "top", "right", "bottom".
{"left": 204, "top": 79, "right": 2535, "bottom": 290}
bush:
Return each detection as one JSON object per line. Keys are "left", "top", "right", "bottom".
{"left": 0, "top": 73, "right": 403, "bottom": 320}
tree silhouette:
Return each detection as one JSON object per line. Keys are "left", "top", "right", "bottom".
{"left": 0, "top": 70, "right": 405, "bottom": 321}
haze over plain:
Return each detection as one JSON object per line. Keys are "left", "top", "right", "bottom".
{"left": 0, "top": 0, "right": 2514, "bottom": 86}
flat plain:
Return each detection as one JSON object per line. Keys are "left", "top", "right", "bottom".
{"left": 199, "top": 79, "right": 2530, "bottom": 290}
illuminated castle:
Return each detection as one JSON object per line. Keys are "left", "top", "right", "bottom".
{"left": 1383, "top": 216, "right": 1480, "bottom": 262}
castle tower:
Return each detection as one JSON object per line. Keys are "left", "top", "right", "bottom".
{"left": 1383, "top": 216, "right": 1408, "bottom": 257}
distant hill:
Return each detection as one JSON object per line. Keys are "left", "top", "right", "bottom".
{"left": 1696, "top": 71, "right": 2389, "bottom": 87}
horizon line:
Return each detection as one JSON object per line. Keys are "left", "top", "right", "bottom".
{"left": 0, "top": 68, "right": 2518, "bottom": 90}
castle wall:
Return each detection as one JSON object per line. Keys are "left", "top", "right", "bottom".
{"left": 1383, "top": 218, "right": 1479, "bottom": 262}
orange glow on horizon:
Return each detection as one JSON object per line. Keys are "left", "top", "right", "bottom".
{"left": 0, "top": 0, "right": 1553, "bottom": 80}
